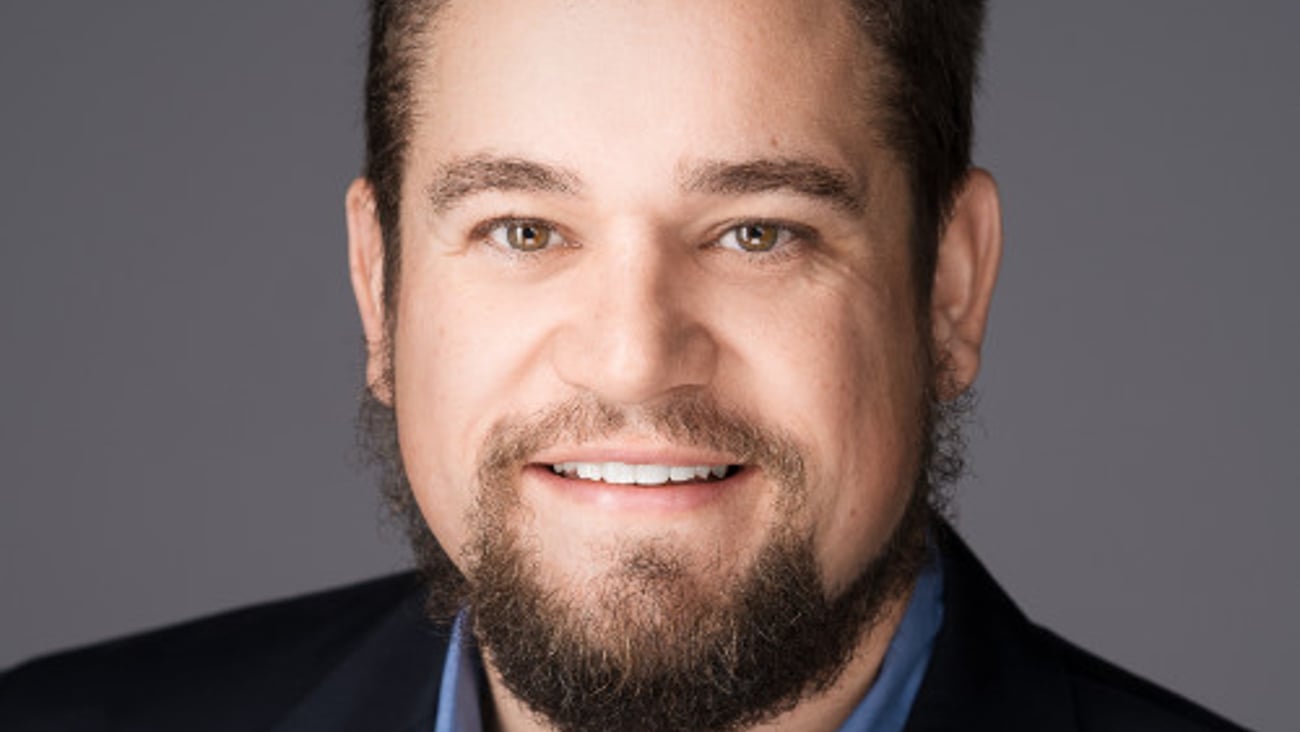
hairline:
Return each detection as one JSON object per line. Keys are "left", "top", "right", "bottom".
{"left": 367, "top": 0, "right": 984, "bottom": 324}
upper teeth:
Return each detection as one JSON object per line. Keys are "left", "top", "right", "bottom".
{"left": 550, "top": 462, "right": 730, "bottom": 486}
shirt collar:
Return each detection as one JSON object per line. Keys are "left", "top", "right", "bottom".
{"left": 433, "top": 549, "right": 944, "bottom": 732}
{"left": 835, "top": 546, "right": 945, "bottom": 732}
{"left": 433, "top": 612, "right": 484, "bottom": 732}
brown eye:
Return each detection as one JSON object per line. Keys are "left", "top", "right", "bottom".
{"left": 486, "top": 220, "right": 565, "bottom": 251}
{"left": 720, "top": 222, "right": 788, "bottom": 253}
{"left": 507, "top": 222, "right": 551, "bottom": 251}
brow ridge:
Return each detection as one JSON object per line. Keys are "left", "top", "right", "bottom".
{"left": 427, "top": 155, "right": 581, "bottom": 213}
{"left": 425, "top": 154, "right": 864, "bottom": 215}
{"left": 681, "top": 157, "right": 867, "bottom": 214}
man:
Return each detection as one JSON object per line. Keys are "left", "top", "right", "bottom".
{"left": 0, "top": 1, "right": 1249, "bottom": 730}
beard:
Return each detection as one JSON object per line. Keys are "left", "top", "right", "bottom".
{"left": 357, "top": 362, "right": 969, "bottom": 732}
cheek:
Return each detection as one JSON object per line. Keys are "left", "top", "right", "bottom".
{"left": 729, "top": 271, "right": 925, "bottom": 588}
{"left": 388, "top": 255, "right": 556, "bottom": 564}
{"left": 389, "top": 282, "right": 474, "bottom": 561}
{"left": 815, "top": 304, "right": 926, "bottom": 587}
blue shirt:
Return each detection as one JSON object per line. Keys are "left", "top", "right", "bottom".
{"left": 434, "top": 552, "right": 944, "bottom": 732}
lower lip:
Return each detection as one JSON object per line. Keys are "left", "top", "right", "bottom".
{"left": 524, "top": 464, "right": 750, "bottom": 514}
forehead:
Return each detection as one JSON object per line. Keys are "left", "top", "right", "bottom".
{"left": 410, "top": 0, "right": 886, "bottom": 181}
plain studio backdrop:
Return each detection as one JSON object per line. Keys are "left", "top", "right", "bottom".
{"left": 1, "top": 3, "right": 1295, "bottom": 730}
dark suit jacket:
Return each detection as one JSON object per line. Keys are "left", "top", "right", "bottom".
{"left": 0, "top": 526, "right": 1249, "bottom": 731}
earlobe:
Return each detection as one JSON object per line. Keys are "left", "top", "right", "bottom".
{"left": 345, "top": 178, "right": 392, "bottom": 403}
{"left": 929, "top": 168, "right": 1003, "bottom": 399}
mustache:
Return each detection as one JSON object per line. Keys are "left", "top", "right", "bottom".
{"left": 476, "top": 391, "right": 807, "bottom": 490}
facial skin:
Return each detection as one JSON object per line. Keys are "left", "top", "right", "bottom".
{"left": 347, "top": 0, "right": 1001, "bottom": 729}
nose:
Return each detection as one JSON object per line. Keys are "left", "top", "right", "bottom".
{"left": 550, "top": 233, "right": 718, "bottom": 406}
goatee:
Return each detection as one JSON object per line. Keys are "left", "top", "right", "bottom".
{"left": 358, "top": 382, "right": 968, "bottom": 732}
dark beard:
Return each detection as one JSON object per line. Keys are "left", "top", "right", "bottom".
{"left": 357, "top": 375, "right": 969, "bottom": 732}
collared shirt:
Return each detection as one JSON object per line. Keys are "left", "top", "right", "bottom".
{"left": 433, "top": 552, "right": 944, "bottom": 732}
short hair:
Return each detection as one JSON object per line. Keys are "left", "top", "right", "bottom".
{"left": 363, "top": 0, "right": 987, "bottom": 312}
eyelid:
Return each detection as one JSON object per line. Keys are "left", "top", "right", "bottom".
{"left": 467, "top": 215, "right": 815, "bottom": 256}
{"left": 714, "top": 219, "right": 816, "bottom": 254}
{"left": 471, "top": 216, "right": 572, "bottom": 251}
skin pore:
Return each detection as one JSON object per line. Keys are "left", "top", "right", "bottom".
{"left": 347, "top": 0, "right": 1001, "bottom": 729}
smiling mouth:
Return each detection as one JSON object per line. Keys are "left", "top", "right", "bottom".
{"left": 547, "top": 462, "right": 743, "bottom": 486}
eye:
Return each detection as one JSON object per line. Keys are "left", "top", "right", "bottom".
{"left": 485, "top": 220, "right": 567, "bottom": 252}
{"left": 717, "top": 222, "right": 797, "bottom": 253}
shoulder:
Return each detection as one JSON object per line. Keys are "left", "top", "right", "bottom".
{"left": 1035, "top": 625, "right": 1247, "bottom": 732}
{"left": 0, "top": 573, "right": 431, "bottom": 731}
{"left": 910, "top": 523, "right": 1251, "bottom": 732}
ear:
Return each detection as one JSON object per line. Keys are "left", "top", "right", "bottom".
{"left": 346, "top": 177, "right": 392, "bottom": 404}
{"left": 929, "top": 168, "right": 1003, "bottom": 399}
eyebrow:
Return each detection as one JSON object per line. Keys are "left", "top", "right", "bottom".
{"left": 680, "top": 157, "right": 866, "bottom": 215}
{"left": 426, "top": 155, "right": 582, "bottom": 213}
{"left": 424, "top": 154, "right": 865, "bottom": 215}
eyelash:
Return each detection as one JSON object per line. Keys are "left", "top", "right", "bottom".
{"left": 469, "top": 216, "right": 575, "bottom": 256}
{"left": 468, "top": 216, "right": 815, "bottom": 259}
{"left": 712, "top": 219, "right": 815, "bottom": 259}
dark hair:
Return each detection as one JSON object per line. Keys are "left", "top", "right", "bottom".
{"left": 851, "top": 1, "right": 987, "bottom": 300}
{"left": 363, "top": 0, "right": 986, "bottom": 310}
{"left": 363, "top": 0, "right": 442, "bottom": 315}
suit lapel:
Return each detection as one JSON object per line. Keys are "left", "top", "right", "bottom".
{"left": 272, "top": 590, "right": 448, "bottom": 732}
{"left": 904, "top": 523, "right": 1079, "bottom": 732}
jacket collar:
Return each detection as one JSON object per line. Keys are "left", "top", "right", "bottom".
{"left": 272, "top": 587, "right": 447, "bottom": 732}
{"left": 904, "top": 522, "right": 1079, "bottom": 732}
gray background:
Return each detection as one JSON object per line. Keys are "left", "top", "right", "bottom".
{"left": 0, "top": 2, "right": 1294, "bottom": 730}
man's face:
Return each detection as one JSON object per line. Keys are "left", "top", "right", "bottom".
{"left": 350, "top": 0, "right": 991, "bottom": 727}
{"left": 393, "top": 0, "right": 922, "bottom": 605}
